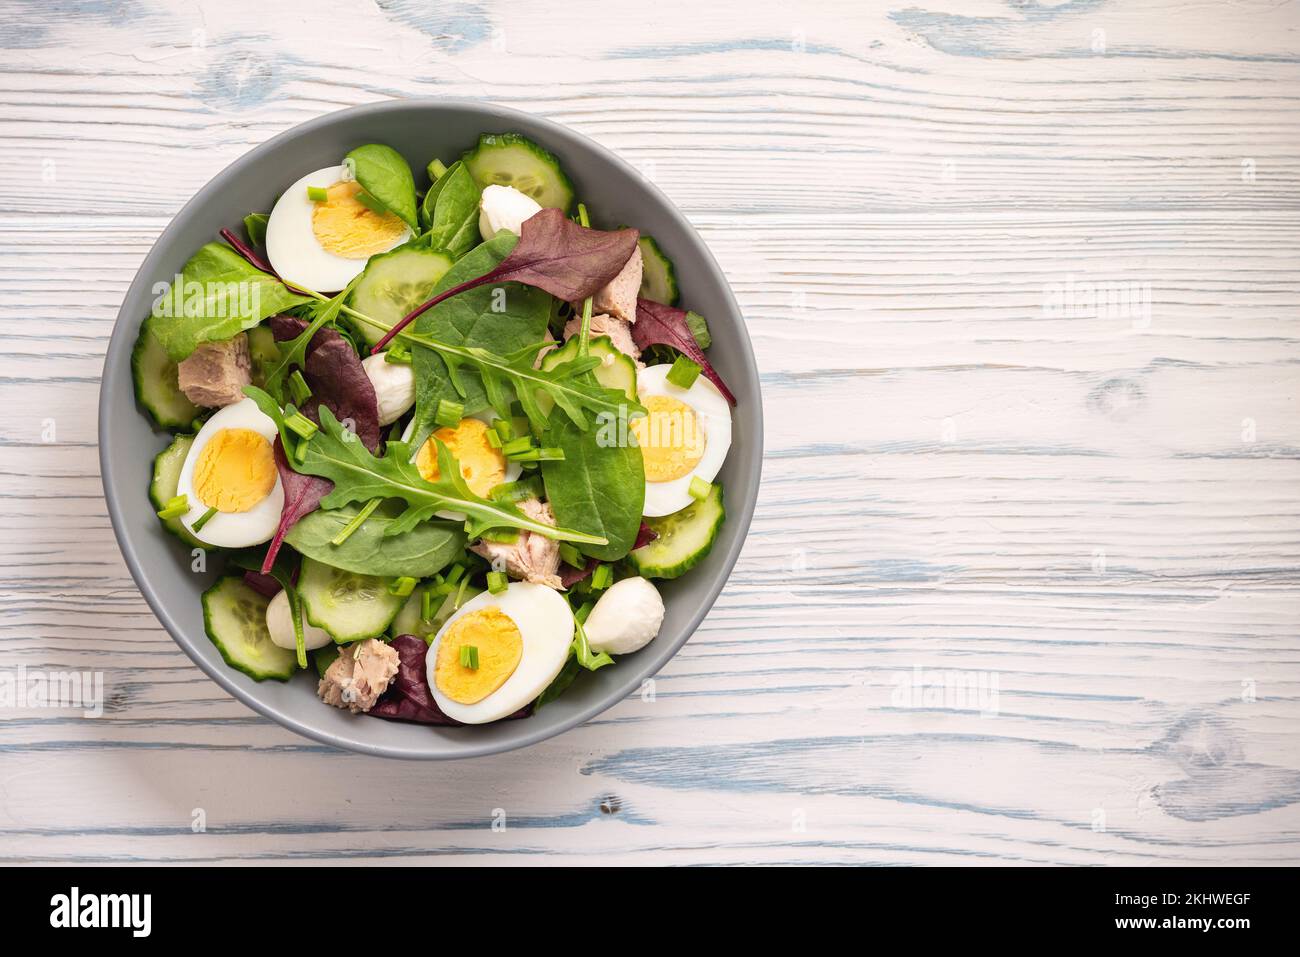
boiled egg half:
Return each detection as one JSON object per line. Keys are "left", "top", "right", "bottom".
{"left": 632, "top": 363, "right": 732, "bottom": 516}
{"left": 425, "top": 582, "right": 573, "bottom": 724}
{"left": 402, "top": 412, "right": 521, "bottom": 518}
{"left": 266, "top": 165, "right": 411, "bottom": 292}
{"left": 174, "top": 397, "right": 284, "bottom": 548}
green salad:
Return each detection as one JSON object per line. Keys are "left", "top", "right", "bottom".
{"left": 136, "top": 132, "right": 737, "bottom": 726}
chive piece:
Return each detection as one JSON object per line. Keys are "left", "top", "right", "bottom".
{"left": 389, "top": 576, "right": 418, "bottom": 598}
{"left": 434, "top": 399, "right": 464, "bottom": 428}
{"left": 459, "top": 644, "right": 479, "bottom": 669}
{"left": 558, "top": 542, "right": 585, "bottom": 569}
{"left": 479, "top": 528, "right": 519, "bottom": 545}
{"left": 453, "top": 576, "right": 470, "bottom": 609}
{"left": 492, "top": 418, "right": 513, "bottom": 442}
{"left": 428, "top": 158, "right": 448, "bottom": 181}
{"left": 574, "top": 600, "right": 595, "bottom": 625}
{"left": 487, "top": 571, "right": 508, "bottom": 595}
{"left": 190, "top": 417, "right": 207, "bottom": 433}
{"left": 284, "top": 411, "right": 319, "bottom": 440}
{"left": 384, "top": 344, "right": 411, "bottom": 364}
{"left": 293, "top": 437, "right": 308, "bottom": 465}
{"left": 354, "top": 189, "right": 388, "bottom": 215}
{"left": 155, "top": 494, "right": 189, "bottom": 520}
{"left": 485, "top": 428, "right": 502, "bottom": 449}
{"left": 331, "top": 498, "right": 381, "bottom": 546}
{"left": 590, "top": 563, "right": 613, "bottom": 590}
{"left": 500, "top": 436, "right": 533, "bottom": 458}
{"left": 685, "top": 310, "right": 712, "bottom": 350}
{"left": 689, "top": 476, "right": 713, "bottom": 502}
{"left": 444, "top": 563, "right": 466, "bottom": 586}
{"left": 508, "top": 447, "right": 564, "bottom": 463}
{"left": 307, "top": 185, "right": 329, "bottom": 202}
{"left": 288, "top": 370, "right": 312, "bottom": 405}
{"left": 666, "top": 354, "right": 702, "bottom": 390}
{"left": 191, "top": 505, "right": 219, "bottom": 533}
{"left": 577, "top": 203, "right": 590, "bottom": 229}
{"left": 421, "top": 586, "right": 435, "bottom": 621}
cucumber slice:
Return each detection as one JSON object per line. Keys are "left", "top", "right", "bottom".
{"left": 298, "top": 558, "right": 403, "bottom": 643}
{"left": 246, "top": 325, "right": 280, "bottom": 386}
{"left": 462, "top": 132, "right": 574, "bottom": 212}
{"left": 347, "top": 245, "right": 454, "bottom": 347}
{"left": 202, "top": 576, "right": 297, "bottom": 681}
{"left": 638, "top": 235, "right": 679, "bottom": 306}
{"left": 149, "top": 434, "right": 202, "bottom": 546}
{"left": 389, "top": 583, "right": 483, "bottom": 640}
{"left": 628, "top": 483, "right": 725, "bottom": 579}
{"left": 132, "top": 326, "right": 199, "bottom": 430}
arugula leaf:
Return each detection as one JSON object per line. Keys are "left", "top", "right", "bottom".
{"left": 541, "top": 409, "right": 645, "bottom": 562}
{"left": 371, "top": 209, "right": 638, "bottom": 351}
{"left": 535, "top": 613, "right": 613, "bottom": 710}
{"left": 145, "top": 243, "right": 310, "bottom": 360}
{"left": 346, "top": 144, "right": 418, "bottom": 230}
{"left": 286, "top": 501, "right": 466, "bottom": 578}
{"left": 245, "top": 387, "right": 608, "bottom": 546}
{"left": 419, "top": 160, "right": 481, "bottom": 257}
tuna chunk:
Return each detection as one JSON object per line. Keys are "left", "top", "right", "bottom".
{"left": 317, "top": 639, "right": 400, "bottom": 714}
{"left": 563, "top": 313, "right": 641, "bottom": 363}
{"left": 177, "top": 333, "right": 251, "bottom": 408}
{"left": 470, "top": 498, "right": 563, "bottom": 589}
{"left": 575, "top": 243, "right": 642, "bottom": 325}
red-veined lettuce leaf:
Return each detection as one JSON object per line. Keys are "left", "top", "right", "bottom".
{"left": 632, "top": 298, "right": 736, "bottom": 404}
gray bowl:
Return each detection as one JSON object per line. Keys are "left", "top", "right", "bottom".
{"left": 99, "top": 99, "right": 762, "bottom": 759}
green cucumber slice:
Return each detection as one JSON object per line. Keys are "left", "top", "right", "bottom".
{"left": 388, "top": 583, "right": 483, "bottom": 641}
{"left": 543, "top": 335, "right": 637, "bottom": 397}
{"left": 638, "top": 235, "right": 679, "bottom": 306}
{"left": 298, "top": 558, "right": 403, "bottom": 643}
{"left": 132, "top": 326, "right": 199, "bottom": 430}
{"left": 628, "top": 482, "right": 725, "bottom": 579}
{"left": 149, "top": 434, "right": 201, "bottom": 546}
{"left": 347, "top": 245, "right": 454, "bottom": 347}
{"left": 462, "top": 132, "right": 574, "bottom": 212}
{"left": 202, "top": 576, "right": 297, "bottom": 681}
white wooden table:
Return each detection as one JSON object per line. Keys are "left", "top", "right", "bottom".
{"left": 2, "top": 0, "right": 1298, "bottom": 865}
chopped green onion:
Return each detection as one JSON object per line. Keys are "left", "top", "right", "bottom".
{"left": 293, "top": 438, "right": 308, "bottom": 464}
{"left": 459, "top": 644, "right": 479, "bottom": 669}
{"left": 354, "top": 189, "right": 388, "bottom": 215}
{"left": 155, "top": 494, "right": 189, "bottom": 520}
{"left": 307, "top": 185, "right": 329, "bottom": 202}
{"left": 590, "top": 563, "right": 614, "bottom": 590}
{"left": 191, "top": 505, "right": 219, "bottom": 533}
{"left": 485, "top": 427, "right": 502, "bottom": 449}
{"left": 389, "top": 576, "right": 418, "bottom": 598}
{"left": 508, "top": 447, "right": 564, "bottom": 463}
{"left": 492, "top": 418, "right": 513, "bottom": 442}
{"left": 487, "top": 571, "right": 508, "bottom": 595}
{"left": 330, "top": 497, "right": 381, "bottom": 546}
{"left": 421, "top": 586, "right": 435, "bottom": 621}
{"left": 452, "top": 576, "right": 470, "bottom": 609}
{"left": 444, "top": 563, "right": 466, "bottom": 586}
{"left": 190, "top": 416, "right": 207, "bottom": 433}
{"left": 666, "top": 354, "right": 702, "bottom": 390}
{"left": 434, "top": 399, "right": 464, "bottom": 428}
{"left": 577, "top": 203, "right": 590, "bottom": 229}
{"left": 384, "top": 345, "right": 412, "bottom": 365}
{"left": 689, "top": 476, "right": 713, "bottom": 501}
{"left": 500, "top": 436, "right": 533, "bottom": 458}
{"left": 574, "top": 600, "right": 595, "bottom": 625}
{"left": 479, "top": 528, "right": 519, "bottom": 545}
{"left": 284, "top": 411, "right": 318, "bottom": 440}
{"left": 288, "top": 370, "right": 312, "bottom": 405}
{"left": 428, "top": 158, "right": 448, "bottom": 181}
{"left": 558, "top": 542, "right": 585, "bottom": 569}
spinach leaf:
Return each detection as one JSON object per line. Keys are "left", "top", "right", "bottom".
{"left": 420, "top": 160, "right": 481, "bottom": 258}
{"left": 346, "top": 143, "right": 418, "bottom": 230}
{"left": 145, "top": 242, "right": 311, "bottom": 361}
{"left": 410, "top": 233, "right": 550, "bottom": 444}
{"left": 541, "top": 407, "right": 645, "bottom": 562}
{"left": 243, "top": 212, "right": 269, "bottom": 247}
{"left": 286, "top": 501, "right": 466, "bottom": 578}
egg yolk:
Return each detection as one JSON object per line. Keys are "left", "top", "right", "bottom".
{"left": 416, "top": 418, "right": 507, "bottom": 497}
{"left": 630, "top": 395, "right": 706, "bottom": 483}
{"left": 311, "top": 180, "right": 407, "bottom": 260}
{"left": 434, "top": 607, "right": 523, "bottom": 704}
{"left": 192, "top": 428, "right": 276, "bottom": 513}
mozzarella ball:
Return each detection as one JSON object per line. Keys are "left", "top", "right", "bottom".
{"left": 583, "top": 577, "right": 665, "bottom": 655}
{"left": 265, "top": 589, "right": 333, "bottom": 651}
{"left": 362, "top": 353, "right": 415, "bottom": 426}
{"left": 478, "top": 184, "right": 542, "bottom": 242}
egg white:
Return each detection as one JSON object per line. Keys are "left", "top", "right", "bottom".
{"left": 425, "top": 583, "right": 574, "bottom": 724}
{"left": 174, "top": 397, "right": 285, "bottom": 549}
{"left": 265, "top": 166, "right": 411, "bottom": 293}
{"left": 635, "top": 363, "right": 732, "bottom": 517}
{"left": 400, "top": 412, "right": 522, "bottom": 520}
